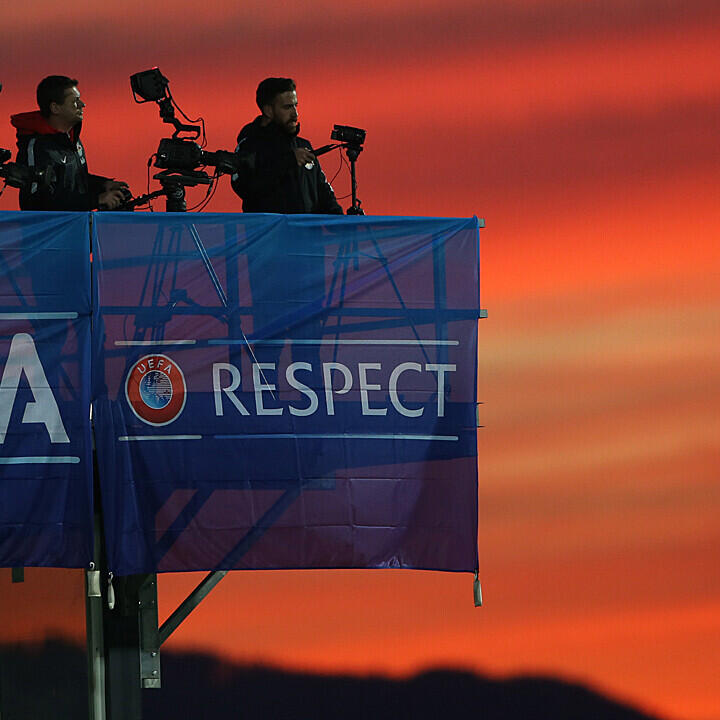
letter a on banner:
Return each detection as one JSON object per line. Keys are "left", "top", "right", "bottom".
{"left": 0, "top": 333, "right": 69, "bottom": 444}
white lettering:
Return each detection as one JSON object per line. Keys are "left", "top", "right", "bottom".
{"left": 358, "top": 363, "right": 386, "bottom": 416}
{"left": 211, "top": 358, "right": 460, "bottom": 419}
{"left": 389, "top": 362, "right": 423, "bottom": 417}
{"left": 0, "top": 333, "right": 70, "bottom": 443}
{"left": 212, "top": 363, "right": 249, "bottom": 416}
{"left": 322, "top": 362, "right": 352, "bottom": 416}
{"left": 253, "top": 363, "right": 282, "bottom": 416}
{"left": 286, "top": 363, "right": 318, "bottom": 417}
{"left": 425, "top": 363, "right": 456, "bottom": 417}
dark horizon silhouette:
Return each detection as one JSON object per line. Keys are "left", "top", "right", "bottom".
{"left": 0, "top": 638, "right": 667, "bottom": 719}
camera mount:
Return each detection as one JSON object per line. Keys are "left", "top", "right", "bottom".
{"left": 312, "top": 124, "right": 367, "bottom": 215}
{"left": 130, "top": 68, "right": 200, "bottom": 140}
{"left": 121, "top": 169, "right": 213, "bottom": 213}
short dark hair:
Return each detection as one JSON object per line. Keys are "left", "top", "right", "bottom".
{"left": 37, "top": 76, "right": 79, "bottom": 117}
{"left": 256, "top": 78, "right": 296, "bottom": 111}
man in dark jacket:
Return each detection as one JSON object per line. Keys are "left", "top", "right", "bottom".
{"left": 11, "top": 75, "right": 128, "bottom": 211}
{"left": 231, "top": 77, "right": 342, "bottom": 214}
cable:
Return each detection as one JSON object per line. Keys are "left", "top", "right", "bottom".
{"left": 195, "top": 171, "right": 221, "bottom": 212}
{"left": 195, "top": 180, "right": 219, "bottom": 212}
{"left": 328, "top": 150, "right": 343, "bottom": 185}
{"left": 169, "top": 91, "right": 207, "bottom": 147}
{"left": 146, "top": 155, "right": 154, "bottom": 211}
{"left": 336, "top": 153, "right": 353, "bottom": 199}
{"left": 185, "top": 180, "right": 213, "bottom": 211}
{"left": 185, "top": 171, "right": 219, "bottom": 212}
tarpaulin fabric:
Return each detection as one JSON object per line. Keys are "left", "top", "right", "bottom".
{"left": 0, "top": 210, "right": 481, "bottom": 574}
{"left": 92, "top": 212, "right": 481, "bottom": 576}
{"left": 0, "top": 211, "right": 93, "bottom": 568}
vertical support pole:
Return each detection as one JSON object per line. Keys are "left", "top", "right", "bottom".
{"left": 87, "top": 440, "right": 107, "bottom": 720}
{"left": 86, "top": 569, "right": 106, "bottom": 720}
{"left": 86, "top": 507, "right": 106, "bottom": 720}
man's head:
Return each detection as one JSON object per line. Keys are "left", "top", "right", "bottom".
{"left": 256, "top": 77, "right": 298, "bottom": 134}
{"left": 37, "top": 75, "right": 85, "bottom": 129}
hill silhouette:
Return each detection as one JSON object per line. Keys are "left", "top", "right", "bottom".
{"left": 0, "top": 639, "right": 666, "bottom": 719}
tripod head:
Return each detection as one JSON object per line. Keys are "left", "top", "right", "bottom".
{"left": 119, "top": 169, "right": 212, "bottom": 212}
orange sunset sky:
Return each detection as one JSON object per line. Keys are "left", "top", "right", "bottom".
{"left": 1, "top": 1, "right": 719, "bottom": 719}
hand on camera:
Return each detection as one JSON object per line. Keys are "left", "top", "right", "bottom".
{"left": 99, "top": 179, "right": 132, "bottom": 209}
{"left": 103, "top": 179, "right": 130, "bottom": 192}
{"left": 293, "top": 148, "right": 315, "bottom": 167}
{"left": 98, "top": 189, "right": 127, "bottom": 210}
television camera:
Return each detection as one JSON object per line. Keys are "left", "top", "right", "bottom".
{"left": 125, "top": 68, "right": 239, "bottom": 211}
{"left": 0, "top": 147, "right": 54, "bottom": 193}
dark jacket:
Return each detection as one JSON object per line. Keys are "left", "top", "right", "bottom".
{"left": 10, "top": 111, "right": 109, "bottom": 211}
{"left": 231, "top": 117, "right": 343, "bottom": 214}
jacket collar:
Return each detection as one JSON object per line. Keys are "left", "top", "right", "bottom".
{"left": 11, "top": 111, "right": 80, "bottom": 141}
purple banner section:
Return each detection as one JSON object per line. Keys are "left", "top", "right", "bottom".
{"left": 0, "top": 212, "right": 93, "bottom": 568}
{"left": 92, "top": 213, "right": 481, "bottom": 575}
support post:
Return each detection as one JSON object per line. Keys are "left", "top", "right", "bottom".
{"left": 87, "top": 468, "right": 106, "bottom": 720}
{"left": 102, "top": 573, "right": 159, "bottom": 719}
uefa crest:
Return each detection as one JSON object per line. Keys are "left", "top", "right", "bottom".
{"left": 125, "top": 354, "right": 187, "bottom": 426}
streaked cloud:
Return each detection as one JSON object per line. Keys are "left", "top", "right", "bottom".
{"left": 1, "top": 2, "right": 720, "bottom": 719}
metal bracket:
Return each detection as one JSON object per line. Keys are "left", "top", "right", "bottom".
{"left": 138, "top": 575, "right": 161, "bottom": 688}
{"left": 476, "top": 402, "right": 485, "bottom": 428}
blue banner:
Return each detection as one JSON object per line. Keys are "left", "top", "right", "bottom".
{"left": 93, "top": 213, "right": 481, "bottom": 575}
{"left": 0, "top": 212, "right": 93, "bottom": 568}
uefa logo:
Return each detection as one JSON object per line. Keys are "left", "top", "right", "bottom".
{"left": 125, "top": 354, "right": 187, "bottom": 426}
